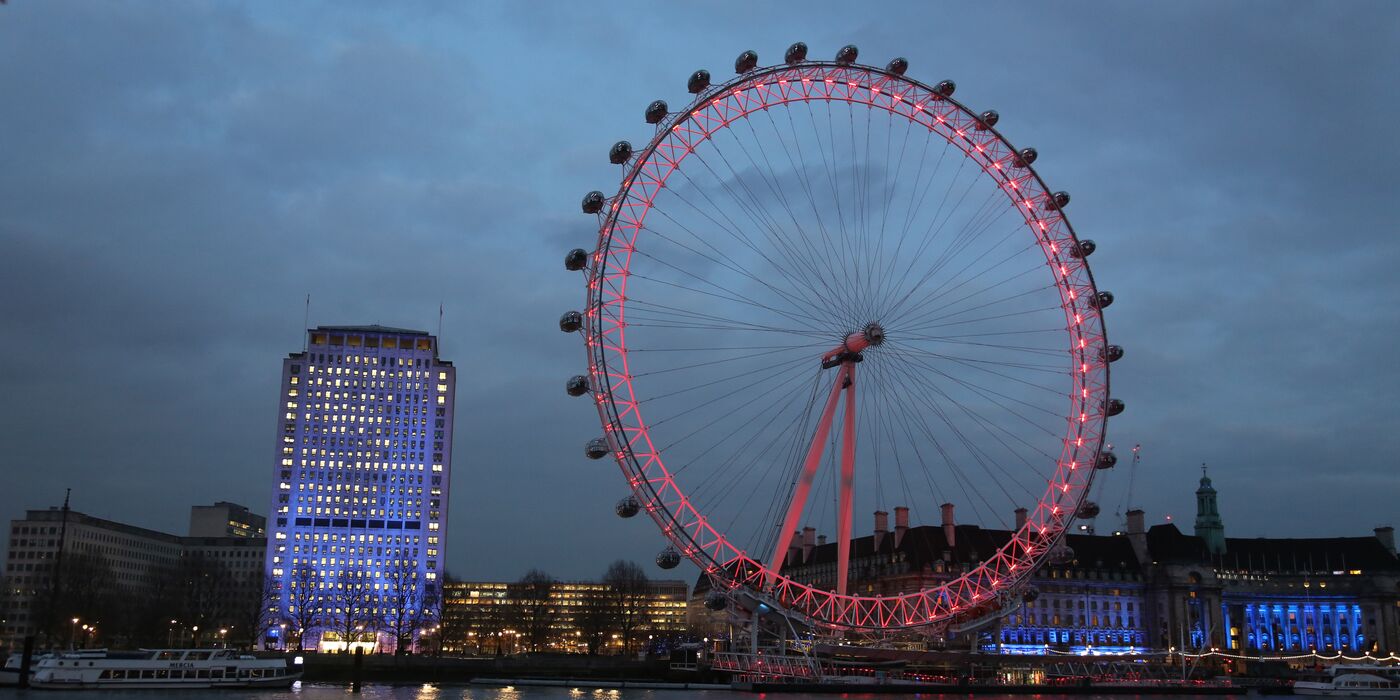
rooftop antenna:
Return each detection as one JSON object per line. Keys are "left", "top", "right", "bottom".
{"left": 438, "top": 303, "right": 444, "bottom": 339}
{"left": 303, "top": 294, "right": 311, "bottom": 351}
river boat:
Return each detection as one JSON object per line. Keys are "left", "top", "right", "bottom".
{"left": 1295, "top": 665, "right": 1400, "bottom": 697}
{"left": 0, "top": 650, "right": 64, "bottom": 687}
{"left": 29, "top": 648, "right": 302, "bottom": 689}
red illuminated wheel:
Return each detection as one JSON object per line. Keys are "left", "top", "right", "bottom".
{"left": 565, "top": 44, "right": 1123, "bottom": 631}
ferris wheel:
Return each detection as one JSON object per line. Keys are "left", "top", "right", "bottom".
{"left": 561, "top": 43, "right": 1124, "bottom": 632}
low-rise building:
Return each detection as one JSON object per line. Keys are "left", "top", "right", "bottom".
{"left": 1, "top": 503, "right": 268, "bottom": 649}
{"left": 441, "top": 578, "right": 688, "bottom": 654}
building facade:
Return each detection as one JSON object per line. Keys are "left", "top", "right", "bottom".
{"left": 441, "top": 579, "right": 689, "bottom": 654}
{"left": 2, "top": 504, "right": 268, "bottom": 649}
{"left": 264, "top": 325, "right": 456, "bottom": 653}
{"left": 189, "top": 502, "right": 266, "bottom": 539}
{"left": 692, "top": 476, "right": 1400, "bottom": 657}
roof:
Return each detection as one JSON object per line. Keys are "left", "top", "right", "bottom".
{"left": 1143, "top": 524, "right": 1400, "bottom": 572}
{"left": 786, "top": 523, "right": 1143, "bottom": 575}
{"left": 1217, "top": 536, "right": 1400, "bottom": 573}
{"left": 314, "top": 325, "right": 429, "bottom": 336}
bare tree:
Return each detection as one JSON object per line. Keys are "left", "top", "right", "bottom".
{"left": 602, "top": 560, "right": 649, "bottom": 654}
{"left": 432, "top": 573, "right": 467, "bottom": 656}
{"left": 177, "top": 552, "right": 233, "bottom": 646}
{"left": 381, "top": 557, "right": 427, "bottom": 655}
{"left": 283, "top": 565, "right": 322, "bottom": 651}
{"left": 33, "top": 551, "right": 116, "bottom": 645}
{"left": 510, "top": 569, "right": 555, "bottom": 653}
{"left": 236, "top": 575, "right": 279, "bottom": 650}
{"left": 328, "top": 565, "right": 378, "bottom": 653}
{"left": 573, "top": 586, "right": 613, "bottom": 655}
{"left": 413, "top": 581, "right": 440, "bottom": 654}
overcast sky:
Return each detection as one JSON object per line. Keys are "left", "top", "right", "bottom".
{"left": 1, "top": 1, "right": 1397, "bottom": 582}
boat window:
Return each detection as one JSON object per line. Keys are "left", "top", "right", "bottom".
{"left": 99, "top": 670, "right": 112, "bottom": 679}
{"left": 212, "top": 669, "right": 224, "bottom": 679}
{"left": 157, "top": 651, "right": 179, "bottom": 661}
{"left": 156, "top": 669, "right": 169, "bottom": 679}
{"left": 188, "top": 651, "right": 210, "bottom": 660}
{"left": 198, "top": 669, "right": 210, "bottom": 679}
{"left": 142, "top": 670, "right": 155, "bottom": 679}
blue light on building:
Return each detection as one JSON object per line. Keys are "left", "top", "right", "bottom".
{"left": 264, "top": 326, "right": 456, "bottom": 652}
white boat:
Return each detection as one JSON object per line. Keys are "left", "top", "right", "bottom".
{"left": 0, "top": 650, "right": 60, "bottom": 687}
{"left": 1295, "top": 665, "right": 1400, "bottom": 697}
{"left": 30, "top": 648, "right": 302, "bottom": 689}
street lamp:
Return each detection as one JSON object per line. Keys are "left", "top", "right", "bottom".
{"left": 279, "top": 624, "right": 288, "bottom": 651}
{"left": 219, "top": 628, "right": 228, "bottom": 648}
{"left": 70, "top": 618, "right": 79, "bottom": 648}
{"left": 193, "top": 625, "right": 200, "bottom": 647}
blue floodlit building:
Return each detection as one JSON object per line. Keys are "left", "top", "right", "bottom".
{"left": 708, "top": 474, "right": 1400, "bottom": 656}
{"left": 264, "top": 325, "right": 456, "bottom": 652}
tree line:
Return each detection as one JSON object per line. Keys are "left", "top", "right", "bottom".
{"left": 436, "top": 560, "right": 662, "bottom": 655}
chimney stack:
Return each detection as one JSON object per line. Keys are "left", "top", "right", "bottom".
{"left": 817, "top": 534, "right": 827, "bottom": 546}
{"left": 1127, "top": 509, "right": 1146, "bottom": 535}
{"left": 1014, "top": 507, "right": 1028, "bottom": 530}
{"left": 894, "top": 506, "right": 909, "bottom": 548}
{"left": 941, "top": 503, "right": 957, "bottom": 549}
{"left": 1376, "top": 526, "right": 1396, "bottom": 557}
{"left": 1125, "top": 509, "right": 1148, "bottom": 566}
{"left": 801, "top": 526, "right": 817, "bottom": 562}
{"left": 874, "top": 510, "right": 889, "bottom": 549}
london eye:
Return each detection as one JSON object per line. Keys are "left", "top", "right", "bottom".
{"left": 562, "top": 43, "right": 1123, "bottom": 632}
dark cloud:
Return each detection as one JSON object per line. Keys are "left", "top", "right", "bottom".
{"left": 1, "top": 1, "right": 1397, "bottom": 582}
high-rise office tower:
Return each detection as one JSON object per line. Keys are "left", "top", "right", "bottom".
{"left": 265, "top": 325, "right": 455, "bottom": 652}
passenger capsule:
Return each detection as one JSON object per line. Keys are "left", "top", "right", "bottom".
{"left": 585, "top": 437, "right": 611, "bottom": 460}
{"left": 581, "top": 191, "right": 605, "bottom": 214}
{"left": 734, "top": 50, "right": 758, "bottom": 74}
{"left": 1021, "top": 587, "right": 1040, "bottom": 603}
{"left": 1090, "top": 291, "right": 1114, "bottom": 309}
{"left": 835, "top": 44, "right": 858, "bottom": 65}
{"left": 1096, "top": 451, "right": 1118, "bottom": 470}
{"left": 704, "top": 591, "right": 729, "bottom": 610}
{"left": 559, "top": 311, "right": 583, "bottom": 333}
{"left": 886, "top": 57, "right": 908, "bottom": 75}
{"left": 933, "top": 80, "right": 956, "bottom": 98}
{"left": 976, "top": 110, "right": 1000, "bottom": 130}
{"left": 609, "top": 141, "right": 633, "bottom": 165}
{"left": 655, "top": 546, "right": 681, "bottom": 569}
{"left": 1049, "top": 545, "right": 1076, "bottom": 565}
{"left": 1043, "top": 191, "right": 1071, "bottom": 211}
{"left": 687, "top": 69, "right": 711, "bottom": 94}
{"left": 1013, "top": 147, "right": 1038, "bottom": 167}
{"left": 785, "top": 42, "right": 808, "bottom": 65}
{"left": 1102, "top": 345, "right": 1124, "bottom": 363}
{"left": 1069, "top": 239, "right": 1096, "bottom": 258}
{"left": 1077, "top": 502, "right": 1101, "bottom": 519}
{"left": 644, "top": 100, "right": 669, "bottom": 125}
{"left": 1105, "top": 398, "right": 1125, "bottom": 417}
{"left": 566, "top": 374, "right": 590, "bottom": 397}
{"left": 564, "top": 248, "right": 588, "bottom": 271}
{"left": 615, "top": 496, "right": 640, "bottom": 518}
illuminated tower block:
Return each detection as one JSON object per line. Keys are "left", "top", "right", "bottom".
{"left": 264, "top": 326, "right": 455, "bottom": 652}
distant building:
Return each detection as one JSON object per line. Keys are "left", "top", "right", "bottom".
{"left": 189, "top": 502, "right": 266, "bottom": 539}
{"left": 264, "top": 325, "right": 457, "bottom": 653}
{"left": 1, "top": 504, "right": 267, "bottom": 649}
{"left": 441, "top": 579, "right": 689, "bottom": 654}
{"left": 1140, "top": 471, "right": 1400, "bottom": 655}
{"left": 692, "top": 474, "right": 1400, "bottom": 656}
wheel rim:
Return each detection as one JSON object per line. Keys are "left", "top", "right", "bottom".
{"left": 581, "top": 59, "right": 1112, "bottom": 631}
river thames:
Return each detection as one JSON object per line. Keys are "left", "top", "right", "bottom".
{"left": 0, "top": 684, "right": 1250, "bottom": 700}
